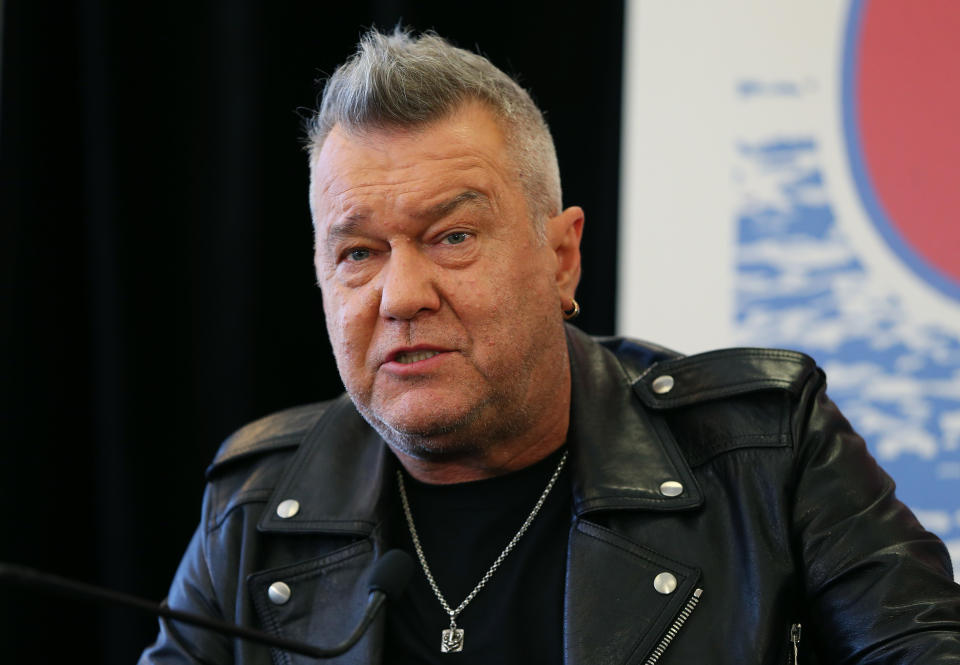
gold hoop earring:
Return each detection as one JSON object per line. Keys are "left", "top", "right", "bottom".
{"left": 562, "top": 299, "right": 580, "bottom": 320}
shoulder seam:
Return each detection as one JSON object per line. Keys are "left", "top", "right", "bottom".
{"left": 635, "top": 347, "right": 816, "bottom": 409}
{"left": 219, "top": 432, "right": 303, "bottom": 460}
{"left": 206, "top": 401, "right": 337, "bottom": 477}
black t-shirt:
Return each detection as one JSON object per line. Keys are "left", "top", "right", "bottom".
{"left": 385, "top": 447, "right": 571, "bottom": 664}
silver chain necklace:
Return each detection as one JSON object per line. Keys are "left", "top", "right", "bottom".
{"left": 396, "top": 449, "right": 568, "bottom": 653}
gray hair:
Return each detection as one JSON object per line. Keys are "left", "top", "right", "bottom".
{"left": 306, "top": 28, "right": 562, "bottom": 233}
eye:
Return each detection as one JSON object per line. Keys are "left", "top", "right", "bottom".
{"left": 346, "top": 247, "right": 371, "bottom": 262}
{"left": 442, "top": 231, "right": 470, "bottom": 245}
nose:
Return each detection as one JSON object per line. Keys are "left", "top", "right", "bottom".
{"left": 378, "top": 245, "right": 441, "bottom": 321}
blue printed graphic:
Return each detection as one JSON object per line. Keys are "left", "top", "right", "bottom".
{"left": 733, "top": 132, "right": 960, "bottom": 577}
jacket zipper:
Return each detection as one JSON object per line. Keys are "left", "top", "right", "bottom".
{"left": 642, "top": 588, "right": 703, "bottom": 665}
{"left": 788, "top": 623, "right": 802, "bottom": 664}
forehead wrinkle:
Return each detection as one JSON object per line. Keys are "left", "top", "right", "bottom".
{"left": 324, "top": 189, "right": 491, "bottom": 248}
{"left": 316, "top": 178, "right": 390, "bottom": 245}
{"left": 313, "top": 136, "right": 503, "bottom": 201}
{"left": 312, "top": 138, "right": 508, "bottom": 247}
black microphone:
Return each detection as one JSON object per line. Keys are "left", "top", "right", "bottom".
{"left": 0, "top": 549, "right": 414, "bottom": 659}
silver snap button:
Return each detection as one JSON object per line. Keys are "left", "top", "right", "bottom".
{"left": 653, "top": 572, "right": 677, "bottom": 595}
{"left": 268, "top": 581, "right": 292, "bottom": 605}
{"left": 651, "top": 375, "right": 675, "bottom": 394}
{"left": 276, "top": 499, "right": 300, "bottom": 519}
{"left": 659, "top": 480, "right": 684, "bottom": 497}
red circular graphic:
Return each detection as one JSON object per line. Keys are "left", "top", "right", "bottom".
{"left": 857, "top": 1, "right": 960, "bottom": 285}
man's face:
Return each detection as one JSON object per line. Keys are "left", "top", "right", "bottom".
{"left": 310, "top": 103, "right": 581, "bottom": 461}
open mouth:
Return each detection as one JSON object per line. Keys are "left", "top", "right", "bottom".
{"left": 393, "top": 350, "right": 441, "bottom": 364}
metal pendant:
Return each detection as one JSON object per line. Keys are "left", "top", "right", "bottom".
{"left": 441, "top": 627, "right": 464, "bottom": 652}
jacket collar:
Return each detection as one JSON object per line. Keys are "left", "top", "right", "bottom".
{"left": 260, "top": 326, "right": 701, "bottom": 535}
{"left": 565, "top": 325, "right": 701, "bottom": 515}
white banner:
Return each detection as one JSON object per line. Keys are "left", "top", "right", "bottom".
{"left": 619, "top": 0, "right": 960, "bottom": 578}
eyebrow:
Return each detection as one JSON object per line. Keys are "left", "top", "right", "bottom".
{"left": 421, "top": 190, "right": 491, "bottom": 221}
{"left": 324, "top": 190, "right": 491, "bottom": 246}
{"left": 325, "top": 215, "right": 368, "bottom": 246}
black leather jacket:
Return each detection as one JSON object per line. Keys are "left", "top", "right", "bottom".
{"left": 141, "top": 326, "right": 960, "bottom": 664}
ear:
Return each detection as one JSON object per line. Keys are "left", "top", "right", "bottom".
{"left": 546, "top": 206, "right": 584, "bottom": 305}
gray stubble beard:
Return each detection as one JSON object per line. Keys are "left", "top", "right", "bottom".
{"left": 348, "top": 382, "right": 534, "bottom": 464}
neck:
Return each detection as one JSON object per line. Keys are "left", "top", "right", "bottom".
{"left": 393, "top": 429, "right": 568, "bottom": 484}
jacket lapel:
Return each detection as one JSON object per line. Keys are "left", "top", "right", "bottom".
{"left": 259, "top": 395, "right": 390, "bottom": 536}
{"left": 564, "top": 327, "right": 703, "bottom": 665}
{"left": 248, "top": 397, "right": 394, "bottom": 663}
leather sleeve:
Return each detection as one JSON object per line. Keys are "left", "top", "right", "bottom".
{"left": 792, "top": 369, "right": 960, "bottom": 663}
{"left": 138, "top": 491, "right": 234, "bottom": 664}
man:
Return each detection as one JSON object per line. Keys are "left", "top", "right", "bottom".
{"left": 141, "top": 29, "right": 960, "bottom": 664}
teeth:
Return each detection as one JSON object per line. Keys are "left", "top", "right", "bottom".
{"left": 395, "top": 350, "right": 440, "bottom": 364}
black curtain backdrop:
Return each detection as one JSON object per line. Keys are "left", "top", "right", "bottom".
{"left": 0, "top": 2, "right": 624, "bottom": 662}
